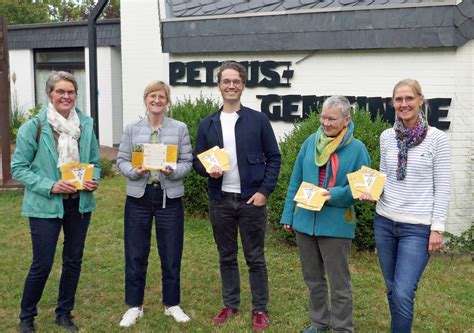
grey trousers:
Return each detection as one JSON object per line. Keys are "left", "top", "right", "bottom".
{"left": 295, "top": 231, "right": 354, "bottom": 332}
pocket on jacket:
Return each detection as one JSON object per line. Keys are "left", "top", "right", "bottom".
{"left": 247, "top": 152, "right": 266, "bottom": 183}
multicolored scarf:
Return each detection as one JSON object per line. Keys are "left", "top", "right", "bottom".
{"left": 394, "top": 113, "right": 428, "bottom": 180}
{"left": 315, "top": 121, "right": 354, "bottom": 187}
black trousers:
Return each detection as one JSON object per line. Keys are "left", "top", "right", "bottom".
{"left": 209, "top": 192, "right": 269, "bottom": 313}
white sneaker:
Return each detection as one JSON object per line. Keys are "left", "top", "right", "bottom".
{"left": 164, "top": 305, "right": 190, "bottom": 323}
{"left": 119, "top": 307, "right": 144, "bottom": 327}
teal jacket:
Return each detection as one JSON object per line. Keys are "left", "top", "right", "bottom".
{"left": 280, "top": 131, "right": 370, "bottom": 239}
{"left": 11, "top": 108, "right": 101, "bottom": 218}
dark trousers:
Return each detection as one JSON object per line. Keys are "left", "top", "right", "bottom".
{"left": 124, "top": 184, "right": 184, "bottom": 307}
{"left": 20, "top": 198, "right": 91, "bottom": 320}
{"left": 209, "top": 192, "right": 269, "bottom": 312}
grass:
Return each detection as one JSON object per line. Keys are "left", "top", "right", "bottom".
{"left": 0, "top": 176, "right": 472, "bottom": 332}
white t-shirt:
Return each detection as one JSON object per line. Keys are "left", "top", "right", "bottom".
{"left": 220, "top": 111, "right": 241, "bottom": 193}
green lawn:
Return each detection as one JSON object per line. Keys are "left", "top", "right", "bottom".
{"left": 0, "top": 176, "right": 472, "bottom": 332}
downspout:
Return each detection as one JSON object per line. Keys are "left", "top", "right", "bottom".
{"left": 88, "top": 0, "right": 109, "bottom": 143}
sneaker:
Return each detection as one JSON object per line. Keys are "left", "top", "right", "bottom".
{"left": 164, "top": 305, "right": 190, "bottom": 323}
{"left": 212, "top": 307, "right": 238, "bottom": 325}
{"left": 55, "top": 315, "right": 79, "bottom": 332}
{"left": 19, "top": 318, "right": 35, "bottom": 333}
{"left": 119, "top": 307, "right": 144, "bottom": 327}
{"left": 303, "top": 325, "right": 330, "bottom": 333}
{"left": 252, "top": 311, "right": 270, "bottom": 331}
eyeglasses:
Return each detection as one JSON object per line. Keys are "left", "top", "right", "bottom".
{"left": 220, "top": 79, "right": 243, "bottom": 87}
{"left": 148, "top": 94, "right": 168, "bottom": 101}
{"left": 54, "top": 89, "right": 76, "bottom": 97}
{"left": 320, "top": 116, "right": 347, "bottom": 124}
{"left": 393, "top": 96, "right": 418, "bottom": 105}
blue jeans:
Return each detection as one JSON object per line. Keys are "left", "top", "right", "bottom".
{"left": 209, "top": 192, "right": 269, "bottom": 312}
{"left": 20, "top": 198, "right": 91, "bottom": 320}
{"left": 124, "top": 184, "right": 184, "bottom": 307}
{"left": 374, "top": 214, "right": 431, "bottom": 333}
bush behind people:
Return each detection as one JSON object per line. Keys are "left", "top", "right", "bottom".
{"left": 172, "top": 96, "right": 220, "bottom": 215}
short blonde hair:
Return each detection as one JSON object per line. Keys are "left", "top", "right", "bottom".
{"left": 143, "top": 80, "right": 170, "bottom": 102}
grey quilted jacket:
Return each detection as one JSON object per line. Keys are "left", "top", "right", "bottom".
{"left": 117, "top": 116, "right": 192, "bottom": 201}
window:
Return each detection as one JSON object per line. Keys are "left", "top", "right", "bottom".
{"left": 34, "top": 49, "right": 86, "bottom": 113}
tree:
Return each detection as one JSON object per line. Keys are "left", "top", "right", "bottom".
{"left": 0, "top": 0, "right": 51, "bottom": 25}
{"left": 51, "top": 0, "right": 120, "bottom": 22}
{"left": 0, "top": 0, "right": 120, "bottom": 25}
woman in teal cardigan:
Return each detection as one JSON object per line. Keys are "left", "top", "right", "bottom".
{"left": 12, "top": 71, "right": 100, "bottom": 333}
{"left": 281, "top": 96, "right": 370, "bottom": 333}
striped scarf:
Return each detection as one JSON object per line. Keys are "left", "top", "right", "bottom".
{"left": 315, "top": 121, "right": 354, "bottom": 187}
{"left": 394, "top": 113, "right": 428, "bottom": 180}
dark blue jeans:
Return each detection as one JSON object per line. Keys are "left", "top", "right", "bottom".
{"left": 374, "top": 214, "right": 431, "bottom": 333}
{"left": 20, "top": 198, "right": 91, "bottom": 320}
{"left": 124, "top": 184, "right": 184, "bottom": 307}
{"left": 209, "top": 192, "right": 269, "bottom": 313}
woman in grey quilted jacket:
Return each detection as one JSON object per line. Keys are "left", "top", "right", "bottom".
{"left": 116, "top": 80, "right": 193, "bottom": 327}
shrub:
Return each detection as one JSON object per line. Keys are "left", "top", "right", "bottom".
{"left": 9, "top": 106, "right": 26, "bottom": 142}
{"left": 9, "top": 72, "right": 27, "bottom": 142}
{"left": 443, "top": 225, "right": 474, "bottom": 254}
{"left": 27, "top": 104, "right": 42, "bottom": 119}
{"left": 267, "top": 108, "right": 391, "bottom": 251}
{"left": 352, "top": 110, "right": 391, "bottom": 251}
{"left": 99, "top": 157, "right": 115, "bottom": 179}
{"left": 171, "top": 96, "right": 221, "bottom": 215}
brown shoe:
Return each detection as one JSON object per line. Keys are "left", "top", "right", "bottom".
{"left": 212, "top": 307, "right": 238, "bottom": 325}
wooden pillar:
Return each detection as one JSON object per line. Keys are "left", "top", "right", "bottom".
{"left": 0, "top": 17, "right": 17, "bottom": 187}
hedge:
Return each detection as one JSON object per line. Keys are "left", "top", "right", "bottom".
{"left": 172, "top": 96, "right": 220, "bottom": 215}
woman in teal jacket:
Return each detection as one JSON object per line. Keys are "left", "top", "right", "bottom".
{"left": 11, "top": 71, "right": 100, "bottom": 333}
{"left": 281, "top": 96, "right": 370, "bottom": 333}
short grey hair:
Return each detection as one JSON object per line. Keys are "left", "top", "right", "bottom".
{"left": 45, "top": 71, "right": 78, "bottom": 96}
{"left": 322, "top": 95, "right": 352, "bottom": 117}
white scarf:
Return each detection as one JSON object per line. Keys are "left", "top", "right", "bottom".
{"left": 47, "top": 103, "right": 81, "bottom": 167}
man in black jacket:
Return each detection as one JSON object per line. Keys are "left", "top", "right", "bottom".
{"left": 194, "top": 61, "right": 281, "bottom": 331}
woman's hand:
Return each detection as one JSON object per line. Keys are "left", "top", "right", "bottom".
{"left": 51, "top": 180, "right": 77, "bottom": 194}
{"left": 321, "top": 189, "right": 331, "bottom": 202}
{"left": 358, "top": 192, "right": 375, "bottom": 202}
{"left": 160, "top": 165, "right": 173, "bottom": 176}
{"left": 428, "top": 231, "right": 443, "bottom": 254}
{"left": 82, "top": 180, "right": 99, "bottom": 192}
{"left": 136, "top": 166, "right": 149, "bottom": 177}
{"left": 283, "top": 224, "right": 293, "bottom": 232}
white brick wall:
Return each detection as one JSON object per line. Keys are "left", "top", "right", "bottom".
{"left": 120, "top": 0, "right": 169, "bottom": 128}
{"left": 111, "top": 47, "right": 123, "bottom": 146}
{"left": 120, "top": 0, "right": 473, "bottom": 235}
{"left": 9, "top": 49, "right": 35, "bottom": 113}
{"left": 97, "top": 47, "right": 114, "bottom": 146}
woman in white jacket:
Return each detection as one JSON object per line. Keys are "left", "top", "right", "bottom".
{"left": 116, "top": 80, "right": 192, "bottom": 327}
